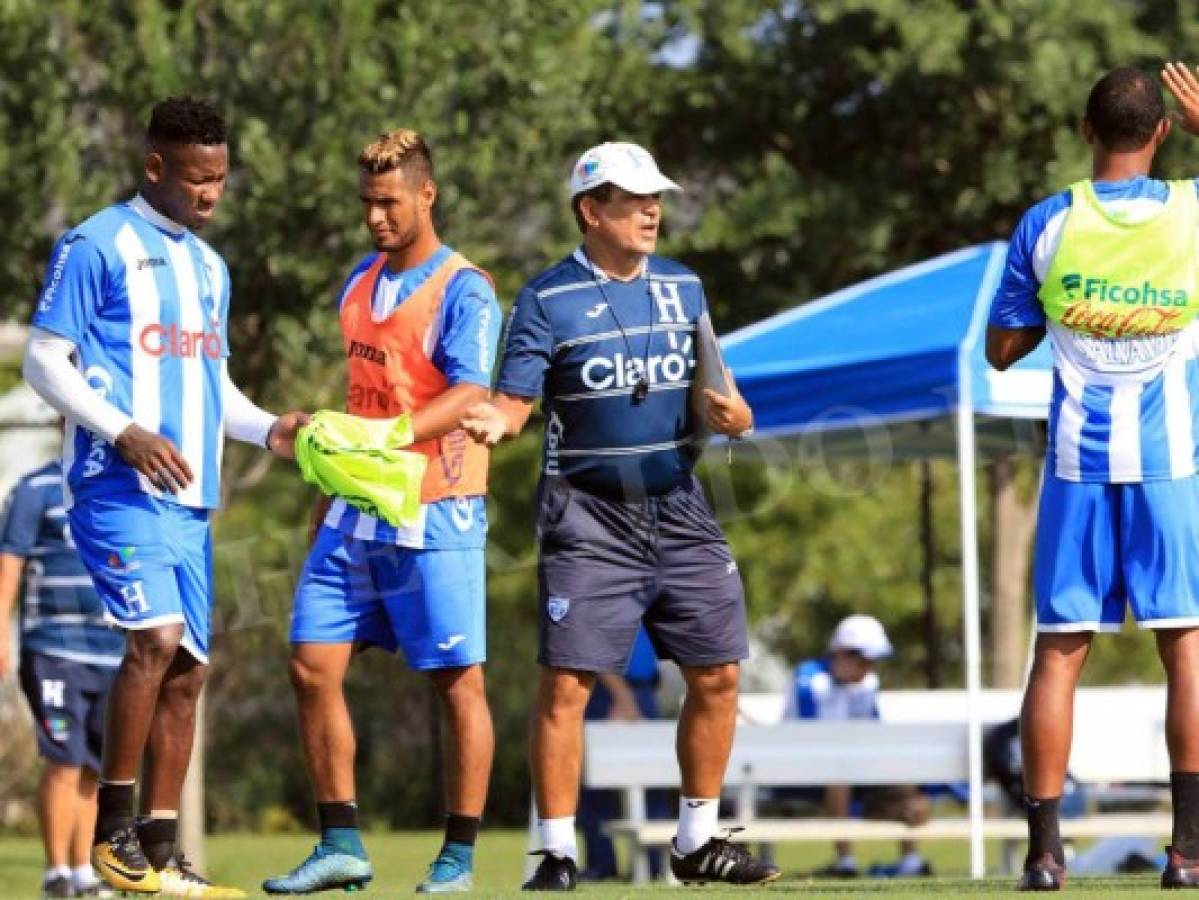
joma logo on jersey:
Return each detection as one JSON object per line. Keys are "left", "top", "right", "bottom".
{"left": 139, "top": 324, "right": 224, "bottom": 359}
{"left": 136, "top": 256, "right": 168, "bottom": 270}
{"left": 1061, "top": 272, "right": 1189, "bottom": 307}
{"left": 348, "top": 340, "right": 387, "bottom": 365}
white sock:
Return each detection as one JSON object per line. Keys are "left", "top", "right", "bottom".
{"left": 674, "top": 797, "right": 719, "bottom": 854}
{"left": 836, "top": 853, "right": 858, "bottom": 872}
{"left": 43, "top": 865, "right": 71, "bottom": 884}
{"left": 537, "top": 817, "right": 578, "bottom": 861}
{"left": 72, "top": 864, "right": 99, "bottom": 888}
{"left": 896, "top": 851, "right": 925, "bottom": 874}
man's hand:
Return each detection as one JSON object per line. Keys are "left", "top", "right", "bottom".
{"left": 461, "top": 402, "right": 509, "bottom": 447}
{"left": 703, "top": 383, "right": 753, "bottom": 437}
{"left": 267, "top": 411, "right": 312, "bottom": 460}
{"left": 114, "top": 423, "right": 194, "bottom": 493}
{"left": 1163, "top": 62, "right": 1199, "bottom": 136}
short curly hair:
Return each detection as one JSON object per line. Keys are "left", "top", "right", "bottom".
{"left": 358, "top": 128, "right": 433, "bottom": 182}
{"left": 1085, "top": 68, "right": 1164, "bottom": 152}
{"left": 147, "top": 96, "right": 227, "bottom": 146}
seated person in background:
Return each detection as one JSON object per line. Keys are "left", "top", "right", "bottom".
{"left": 786, "top": 615, "right": 932, "bottom": 879}
{"left": 577, "top": 628, "right": 671, "bottom": 881}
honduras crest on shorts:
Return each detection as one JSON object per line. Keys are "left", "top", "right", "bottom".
{"left": 547, "top": 596, "right": 570, "bottom": 622}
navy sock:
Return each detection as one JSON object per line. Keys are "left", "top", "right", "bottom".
{"left": 95, "top": 782, "right": 135, "bottom": 844}
{"left": 317, "top": 801, "right": 366, "bottom": 859}
{"left": 444, "top": 814, "right": 481, "bottom": 848}
{"left": 1172, "top": 772, "right": 1199, "bottom": 858}
{"left": 1024, "top": 795, "right": 1064, "bottom": 866}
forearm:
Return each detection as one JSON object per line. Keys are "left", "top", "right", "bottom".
{"left": 221, "top": 367, "right": 277, "bottom": 447}
{"left": 985, "top": 325, "right": 1046, "bottom": 371}
{"left": 22, "top": 327, "right": 132, "bottom": 442}
{"left": 412, "top": 383, "right": 489, "bottom": 443}
{"left": 0, "top": 554, "right": 23, "bottom": 625}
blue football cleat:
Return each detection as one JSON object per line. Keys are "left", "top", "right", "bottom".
{"left": 262, "top": 843, "right": 373, "bottom": 895}
{"left": 416, "top": 845, "right": 474, "bottom": 893}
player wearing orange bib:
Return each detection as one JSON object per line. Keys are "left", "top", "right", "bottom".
{"left": 263, "top": 130, "right": 500, "bottom": 895}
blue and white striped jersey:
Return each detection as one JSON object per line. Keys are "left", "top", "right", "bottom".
{"left": 496, "top": 249, "right": 706, "bottom": 498}
{"left": 990, "top": 177, "right": 1199, "bottom": 483}
{"left": 32, "top": 196, "right": 230, "bottom": 508}
{"left": 0, "top": 461, "right": 123, "bottom": 666}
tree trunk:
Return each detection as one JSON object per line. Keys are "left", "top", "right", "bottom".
{"left": 989, "top": 457, "right": 1038, "bottom": 688}
{"left": 179, "top": 686, "right": 206, "bottom": 872}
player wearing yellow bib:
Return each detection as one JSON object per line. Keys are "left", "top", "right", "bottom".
{"left": 988, "top": 65, "right": 1199, "bottom": 891}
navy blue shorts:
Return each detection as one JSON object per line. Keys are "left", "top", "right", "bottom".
{"left": 537, "top": 476, "right": 749, "bottom": 672}
{"left": 18, "top": 651, "right": 115, "bottom": 770}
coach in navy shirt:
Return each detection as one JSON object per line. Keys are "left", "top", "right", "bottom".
{"left": 463, "top": 142, "right": 777, "bottom": 889}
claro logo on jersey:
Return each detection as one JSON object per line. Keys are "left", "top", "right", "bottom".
{"left": 580, "top": 332, "right": 694, "bottom": 391}
{"left": 138, "top": 324, "right": 224, "bottom": 359}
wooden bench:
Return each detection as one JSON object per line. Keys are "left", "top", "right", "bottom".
{"left": 585, "top": 687, "right": 1171, "bottom": 882}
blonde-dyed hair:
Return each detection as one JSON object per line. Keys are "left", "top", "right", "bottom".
{"left": 358, "top": 128, "right": 433, "bottom": 181}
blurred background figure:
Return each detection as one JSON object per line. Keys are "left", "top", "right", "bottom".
{"left": 576, "top": 628, "right": 670, "bottom": 881}
{"left": 785, "top": 614, "right": 932, "bottom": 879}
{"left": 1, "top": 454, "right": 123, "bottom": 898}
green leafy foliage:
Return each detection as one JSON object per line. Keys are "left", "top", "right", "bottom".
{"left": 0, "top": 0, "right": 1184, "bottom": 827}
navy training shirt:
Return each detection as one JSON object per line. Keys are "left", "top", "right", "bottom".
{"left": 0, "top": 461, "right": 123, "bottom": 665}
{"left": 496, "top": 248, "right": 706, "bottom": 498}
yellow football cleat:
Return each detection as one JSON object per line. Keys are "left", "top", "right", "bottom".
{"left": 158, "top": 853, "right": 246, "bottom": 898}
{"left": 91, "top": 826, "right": 161, "bottom": 893}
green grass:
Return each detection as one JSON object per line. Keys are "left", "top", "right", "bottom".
{"left": 0, "top": 829, "right": 1172, "bottom": 898}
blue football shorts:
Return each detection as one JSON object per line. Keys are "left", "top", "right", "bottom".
{"left": 291, "top": 525, "right": 486, "bottom": 670}
{"left": 68, "top": 491, "right": 214, "bottom": 663}
{"left": 1034, "top": 470, "right": 1199, "bottom": 632}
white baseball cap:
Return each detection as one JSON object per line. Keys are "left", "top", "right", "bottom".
{"left": 569, "top": 142, "right": 682, "bottom": 198}
{"left": 827, "top": 614, "right": 893, "bottom": 660}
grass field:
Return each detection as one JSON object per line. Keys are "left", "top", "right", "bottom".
{"left": 0, "top": 829, "right": 1173, "bottom": 898}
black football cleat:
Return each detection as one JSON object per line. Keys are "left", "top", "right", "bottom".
{"left": 521, "top": 851, "right": 578, "bottom": 891}
{"left": 1017, "top": 850, "right": 1065, "bottom": 891}
{"left": 670, "top": 829, "right": 781, "bottom": 885}
{"left": 1163, "top": 845, "right": 1199, "bottom": 889}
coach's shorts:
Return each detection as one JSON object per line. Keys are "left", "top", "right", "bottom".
{"left": 291, "top": 526, "right": 486, "bottom": 671}
{"left": 18, "top": 651, "right": 115, "bottom": 771}
{"left": 1034, "top": 471, "right": 1199, "bottom": 632}
{"left": 69, "top": 492, "right": 213, "bottom": 663}
{"left": 537, "top": 476, "right": 748, "bottom": 672}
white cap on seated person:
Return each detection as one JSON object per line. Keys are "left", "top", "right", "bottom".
{"left": 828, "top": 614, "right": 893, "bottom": 660}
{"left": 568, "top": 142, "right": 682, "bottom": 197}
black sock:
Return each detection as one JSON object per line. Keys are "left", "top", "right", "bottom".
{"left": 444, "top": 813, "right": 481, "bottom": 847}
{"left": 317, "top": 800, "right": 360, "bottom": 831}
{"left": 136, "top": 816, "right": 178, "bottom": 870}
{"left": 1172, "top": 772, "right": 1199, "bottom": 857}
{"left": 95, "top": 782, "right": 136, "bottom": 844}
{"left": 1024, "top": 795, "right": 1064, "bottom": 866}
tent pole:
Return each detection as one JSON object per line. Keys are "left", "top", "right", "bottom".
{"left": 957, "top": 389, "right": 986, "bottom": 878}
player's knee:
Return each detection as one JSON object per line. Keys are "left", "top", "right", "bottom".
{"left": 684, "top": 662, "right": 739, "bottom": 699}
{"left": 429, "top": 664, "right": 486, "bottom": 704}
{"left": 126, "top": 625, "right": 185, "bottom": 671}
{"left": 538, "top": 668, "right": 593, "bottom": 717}
{"left": 903, "top": 793, "right": 932, "bottom": 826}
{"left": 288, "top": 654, "right": 337, "bottom": 696}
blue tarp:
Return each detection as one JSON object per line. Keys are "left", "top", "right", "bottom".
{"left": 721, "top": 243, "right": 1052, "bottom": 445}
